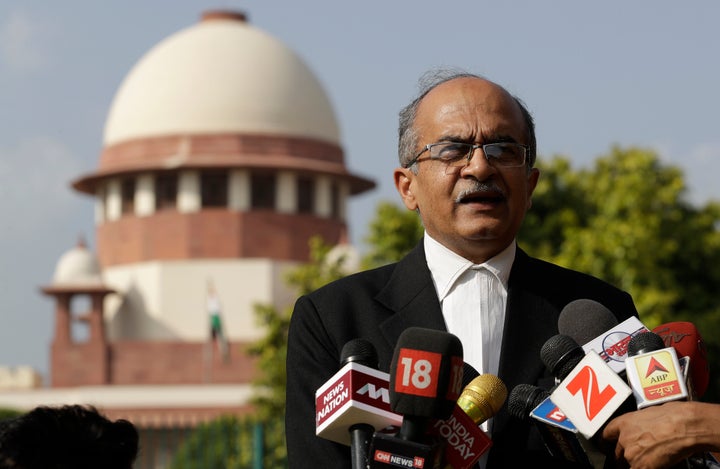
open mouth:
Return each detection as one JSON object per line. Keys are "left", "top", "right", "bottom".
{"left": 457, "top": 191, "right": 505, "bottom": 204}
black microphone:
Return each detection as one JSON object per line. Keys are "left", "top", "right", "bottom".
{"left": 369, "top": 327, "right": 464, "bottom": 468}
{"left": 541, "top": 330, "right": 632, "bottom": 439}
{"left": 625, "top": 331, "right": 688, "bottom": 409}
{"left": 557, "top": 299, "right": 648, "bottom": 376}
{"left": 340, "top": 339, "right": 381, "bottom": 469}
{"left": 540, "top": 334, "right": 585, "bottom": 381}
{"left": 314, "top": 339, "right": 402, "bottom": 453}
{"left": 558, "top": 299, "right": 620, "bottom": 346}
{"left": 507, "top": 383, "right": 596, "bottom": 467}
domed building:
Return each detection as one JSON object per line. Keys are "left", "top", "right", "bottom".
{"left": 2, "top": 9, "right": 374, "bottom": 458}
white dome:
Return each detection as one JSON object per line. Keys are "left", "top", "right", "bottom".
{"left": 103, "top": 12, "right": 341, "bottom": 146}
{"left": 51, "top": 242, "right": 103, "bottom": 286}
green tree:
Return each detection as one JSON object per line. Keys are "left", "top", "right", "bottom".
{"left": 520, "top": 146, "right": 720, "bottom": 399}
{"left": 362, "top": 201, "right": 423, "bottom": 269}
{"left": 169, "top": 415, "right": 284, "bottom": 469}
{"left": 0, "top": 408, "right": 22, "bottom": 421}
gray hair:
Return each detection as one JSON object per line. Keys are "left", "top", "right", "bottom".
{"left": 398, "top": 68, "right": 537, "bottom": 172}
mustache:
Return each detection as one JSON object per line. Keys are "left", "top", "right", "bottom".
{"left": 454, "top": 181, "right": 506, "bottom": 203}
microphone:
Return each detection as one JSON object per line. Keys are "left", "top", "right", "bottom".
{"left": 624, "top": 331, "right": 688, "bottom": 408}
{"left": 314, "top": 338, "right": 402, "bottom": 449}
{"left": 508, "top": 384, "right": 598, "bottom": 468}
{"left": 341, "top": 339, "right": 383, "bottom": 469}
{"left": 538, "top": 333, "right": 630, "bottom": 467}
{"left": 540, "top": 334, "right": 586, "bottom": 381}
{"left": 547, "top": 334, "right": 633, "bottom": 439}
{"left": 456, "top": 373, "right": 507, "bottom": 427}
{"left": 369, "top": 327, "right": 464, "bottom": 468}
{"left": 652, "top": 322, "right": 709, "bottom": 399}
{"left": 430, "top": 374, "right": 506, "bottom": 469}
{"left": 558, "top": 299, "right": 620, "bottom": 346}
{"left": 557, "top": 299, "right": 650, "bottom": 377}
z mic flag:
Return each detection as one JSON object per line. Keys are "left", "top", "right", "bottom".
{"left": 550, "top": 351, "right": 632, "bottom": 439}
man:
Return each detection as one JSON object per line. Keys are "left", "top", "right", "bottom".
{"left": 0, "top": 404, "right": 139, "bottom": 469}
{"left": 285, "top": 70, "right": 638, "bottom": 467}
{"left": 207, "top": 280, "right": 229, "bottom": 361}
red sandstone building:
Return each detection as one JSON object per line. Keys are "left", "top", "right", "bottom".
{"left": 0, "top": 9, "right": 374, "bottom": 463}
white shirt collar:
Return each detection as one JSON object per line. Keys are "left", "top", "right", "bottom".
{"left": 424, "top": 233, "right": 516, "bottom": 301}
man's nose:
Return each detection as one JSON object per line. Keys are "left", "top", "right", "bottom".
{"left": 457, "top": 146, "right": 496, "bottom": 177}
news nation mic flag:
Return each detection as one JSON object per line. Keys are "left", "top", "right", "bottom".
{"left": 550, "top": 351, "right": 632, "bottom": 439}
{"left": 315, "top": 361, "right": 402, "bottom": 445}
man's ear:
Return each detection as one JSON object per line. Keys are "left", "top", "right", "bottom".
{"left": 526, "top": 167, "right": 540, "bottom": 210}
{"left": 394, "top": 167, "right": 419, "bottom": 211}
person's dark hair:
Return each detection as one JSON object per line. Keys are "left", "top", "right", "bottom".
{"left": 0, "top": 405, "right": 139, "bottom": 469}
{"left": 398, "top": 68, "right": 537, "bottom": 172}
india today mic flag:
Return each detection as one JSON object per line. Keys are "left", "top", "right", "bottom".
{"left": 315, "top": 361, "right": 403, "bottom": 445}
{"left": 550, "top": 351, "right": 632, "bottom": 439}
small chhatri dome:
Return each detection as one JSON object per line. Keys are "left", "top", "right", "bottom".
{"left": 103, "top": 9, "right": 341, "bottom": 146}
{"left": 50, "top": 237, "right": 103, "bottom": 287}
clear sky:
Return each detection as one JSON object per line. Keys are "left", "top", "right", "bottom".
{"left": 2, "top": 0, "right": 719, "bottom": 380}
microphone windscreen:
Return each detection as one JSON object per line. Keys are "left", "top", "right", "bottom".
{"left": 389, "top": 327, "right": 463, "bottom": 420}
{"left": 652, "top": 322, "right": 709, "bottom": 398}
{"left": 540, "top": 334, "right": 585, "bottom": 380}
{"left": 340, "top": 338, "right": 379, "bottom": 368}
{"left": 558, "top": 299, "right": 619, "bottom": 345}
{"left": 457, "top": 374, "right": 507, "bottom": 425}
{"left": 507, "top": 384, "right": 549, "bottom": 421}
{"left": 627, "top": 331, "right": 665, "bottom": 357}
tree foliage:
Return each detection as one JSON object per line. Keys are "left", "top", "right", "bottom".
{"left": 168, "top": 415, "right": 284, "bottom": 469}
{"left": 520, "top": 146, "right": 720, "bottom": 400}
{"left": 362, "top": 201, "right": 424, "bottom": 269}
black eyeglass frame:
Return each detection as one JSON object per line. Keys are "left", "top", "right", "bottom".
{"left": 403, "top": 141, "right": 529, "bottom": 169}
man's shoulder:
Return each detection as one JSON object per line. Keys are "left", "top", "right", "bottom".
{"left": 306, "top": 242, "right": 426, "bottom": 302}
{"left": 306, "top": 261, "right": 399, "bottom": 302}
{"left": 516, "top": 249, "right": 620, "bottom": 289}
{"left": 514, "top": 248, "right": 637, "bottom": 318}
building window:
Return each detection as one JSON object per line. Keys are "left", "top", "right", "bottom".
{"left": 297, "top": 176, "right": 314, "bottom": 214}
{"left": 201, "top": 171, "right": 228, "bottom": 208}
{"left": 251, "top": 173, "right": 276, "bottom": 209}
{"left": 155, "top": 173, "right": 177, "bottom": 210}
{"left": 121, "top": 178, "right": 135, "bottom": 215}
{"left": 330, "top": 183, "right": 340, "bottom": 219}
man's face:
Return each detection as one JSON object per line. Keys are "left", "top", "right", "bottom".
{"left": 394, "top": 77, "right": 540, "bottom": 263}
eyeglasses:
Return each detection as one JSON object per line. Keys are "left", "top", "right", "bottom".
{"left": 404, "top": 141, "right": 529, "bottom": 169}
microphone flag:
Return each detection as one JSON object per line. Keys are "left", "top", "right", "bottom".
{"left": 550, "top": 351, "right": 632, "bottom": 439}
{"left": 315, "top": 361, "right": 402, "bottom": 445}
